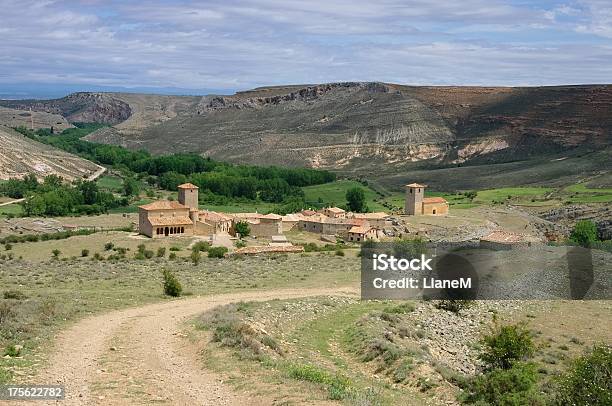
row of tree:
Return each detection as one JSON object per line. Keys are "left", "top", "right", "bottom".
{"left": 0, "top": 174, "right": 128, "bottom": 216}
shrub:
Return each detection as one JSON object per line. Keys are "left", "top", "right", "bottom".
{"left": 208, "top": 246, "right": 228, "bottom": 258}
{"left": 553, "top": 345, "right": 611, "bottom": 406}
{"left": 190, "top": 249, "right": 201, "bottom": 265}
{"left": 169, "top": 252, "right": 177, "bottom": 260}
{"left": 104, "top": 242, "right": 114, "bottom": 251}
{"left": 81, "top": 249, "right": 89, "bottom": 257}
{"left": 192, "top": 241, "right": 210, "bottom": 252}
{"left": 234, "top": 240, "right": 247, "bottom": 249}
{"left": 157, "top": 247, "right": 166, "bottom": 257}
{"left": 4, "top": 345, "right": 20, "bottom": 357}
{"left": 51, "top": 249, "right": 61, "bottom": 258}
{"left": 3, "top": 290, "right": 27, "bottom": 300}
{"left": 383, "top": 302, "right": 414, "bottom": 314}
{"left": 335, "top": 248, "right": 345, "bottom": 256}
{"left": 569, "top": 220, "right": 598, "bottom": 247}
{"left": 4, "top": 243, "right": 12, "bottom": 251}
{"left": 479, "top": 322, "right": 534, "bottom": 370}
{"left": 436, "top": 299, "right": 472, "bottom": 314}
{"left": 143, "top": 250, "right": 154, "bottom": 259}
{"left": 162, "top": 269, "right": 182, "bottom": 297}
{"left": 137, "top": 243, "right": 146, "bottom": 253}
{"left": 234, "top": 221, "right": 251, "bottom": 238}
{"left": 461, "top": 362, "right": 544, "bottom": 405}
{"left": 169, "top": 246, "right": 181, "bottom": 251}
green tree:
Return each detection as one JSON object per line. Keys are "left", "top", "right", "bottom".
{"left": 234, "top": 221, "right": 251, "bottom": 238}
{"left": 346, "top": 187, "right": 367, "bottom": 212}
{"left": 569, "top": 220, "right": 598, "bottom": 247}
{"left": 123, "top": 178, "right": 140, "bottom": 197}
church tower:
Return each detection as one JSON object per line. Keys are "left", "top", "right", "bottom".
{"left": 405, "top": 183, "right": 426, "bottom": 215}
{"left": 178, "top": 183, "right": 199, "bottom": 210}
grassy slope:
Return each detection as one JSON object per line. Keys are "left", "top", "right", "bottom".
{"left": 0, "top": 252, "right": 359, "bottom": 384}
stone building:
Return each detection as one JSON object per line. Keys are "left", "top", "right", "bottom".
{"left": 321, "top": 207, "right": 346, "bottom": 218}
{"left": 138, "top": 200, "right": 194, "bottom": 238}
{"left": 405, "top": 183, "right": 449, "bottom": 216}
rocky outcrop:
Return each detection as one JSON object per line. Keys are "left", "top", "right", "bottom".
{"left": 0, "top": 92, "right": 131, "bottom": 125}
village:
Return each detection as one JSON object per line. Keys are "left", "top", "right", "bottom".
{"left": 138, "top": 182, "right": 537, "bottom": 254}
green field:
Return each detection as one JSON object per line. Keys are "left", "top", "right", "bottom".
{"left": 302, "top": 180, "right": 387, "bottom": 211}
{"left": 0, "top": 203, "right": 24, "bottom": 217}
{"left": 96, "top": 175, "right": 124, "bottom": 192}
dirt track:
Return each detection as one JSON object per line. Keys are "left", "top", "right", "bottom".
{"left": 30, "top": 287, "right": 358, "bottom": 405}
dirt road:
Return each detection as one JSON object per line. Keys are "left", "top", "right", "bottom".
{"left": 30, "top": 287, "right": 357, "bottom": 405}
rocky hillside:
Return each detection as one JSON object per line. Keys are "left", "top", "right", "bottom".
{"left": 0, "top": 126, "right": 102, "bottom": 181}
{"left": 0, "top": 93, "right": 131, "bottom": 125}
{"left": 3, "top": 83, "right": 611, "bottom": 189}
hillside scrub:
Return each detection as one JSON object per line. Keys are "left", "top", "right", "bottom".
{"left": 552, "top": 345, "right": 611, "bottom": 405}
{"left": 162, "top": 269, "right": 182, "bottom": 297}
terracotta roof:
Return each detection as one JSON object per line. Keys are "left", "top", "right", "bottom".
{"left": 326, "top": 207, "right": 345, "bottom": 213}
{"left": 301, "top": 209, "right": 317, "bottom": 216}
{"left": 353, "top": 212, "right": 389, "bottom": 219}
{"left": 139, "top": 200, "right": 187, "bottom": 210}
{"left": 261, "top": 213, "right": 282, "bottom": 220}
{"left": 348, "top": 218, "right": 368, "bottom": 226}
{"left": 349, "top": 225, "right": 372, "bottom": 234}
{"left": 406, "top": 183, "right": 427, "bottom": 188}
{"left": 177, "top": 183, "right": 199, "bottom": 189}
{"left": 422, "top": 197, "right": 448, "bottom": 204}
{"left": 232, "top": 212, "right": 264, "bottom": 219}
{"left": 148, "top": 216, "right": 193, "bottom": 226}
{"left": 200, "top": 210, "right": 232, "bottom": 222}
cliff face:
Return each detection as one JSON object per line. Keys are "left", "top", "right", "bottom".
{"left": 0, "top": 92, "right": 131, "bottom": 125}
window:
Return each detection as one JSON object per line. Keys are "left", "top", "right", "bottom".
{"left": 433, "top": 209, "right": 436, "bottom": 214}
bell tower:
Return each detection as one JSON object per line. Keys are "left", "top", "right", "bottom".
{"left": 178, "top": 183, "right": 199, "bottom": 210}
{"left": 405, "top": 183, "right": 426, "bottom": 215}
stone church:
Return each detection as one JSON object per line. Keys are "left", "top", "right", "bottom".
{"left": 404, "top": 183, "right": 449, "bottom": 215}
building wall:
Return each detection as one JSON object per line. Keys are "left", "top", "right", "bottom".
{"left": 138, "top": 208, "right": 154, "bottom": 237}
{"left": 405, "top": 187, "right": 424, "bottom": 215}
{"left": 178, "top": 188, "right": 198, "bottom": 210}
{"left": 250, "top": 220, "right": 282, "bottom": 237}
{"left": 195, "top": 221, "right": 215, "bottom": 236}
{"left": 422, "top": 202, "right": 448, "bottom": 215}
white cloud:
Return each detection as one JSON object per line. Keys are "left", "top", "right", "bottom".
{"left": 0, "top": 0, "right": 609, "bottom": 91}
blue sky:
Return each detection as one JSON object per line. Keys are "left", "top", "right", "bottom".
{"left": 0, "top": 0, "right": 611, "bottom": 97}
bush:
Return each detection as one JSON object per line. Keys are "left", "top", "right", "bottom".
{"left": 162, "top": 269, "right": 182, "bottom": 297}
{"left": 143, "top": 250, "right": 154, "bottom": 259}
{"left": 192, "top": 241, "right": 210, "bottom": 252}
{"left": 51, "top": 249, "right": 61, "bottom": 258}
{"left": 157, "top": 247, "right": 166, "bottom": 257}
{"left": 4, "top": 345, "right": 20, "bottom": 357}
{"left": 234, "top": 221, "right": 251, "bottom": 238}
{"left": 81, "top": 249, "right": 89, "bottom": 257}
{"left": 461, "top": 362, "right": 545, "bottom": 405}
{"left": 169, "top": 246, "right": 181, "bottom": 251}
{"left": 3, "top": 290, "right": 27, "bottom": 300}
{"left": 190, "top": 249, "right": 201, "bottom": 265}
{"left": 569, "top": 220, "right": 598, "bottom": 247}
{"left": 208, "top": 246, "right": 228, "bottom": 258}
{"left": 335, "top": 249, "right": 345, "bottom": 256}
{"left": 234, "top": 240, "right": 247, "bottom": 249}
{"left": 435, "top": 299, "right": 472, "bottom": 314}
{"left": 104, "top": 242, "right": 114, "bottom": 251}
{"left": 479, "top": 322, "right": 534, "bottom": 370}
{"left": 4, "top": 243, "right": 12, "bottom": 251}
{"left": 169, "top": 252, "right": 177, "bottom": 260}
{"left": 553, "top": 345, "right": 611, "bottom": 405}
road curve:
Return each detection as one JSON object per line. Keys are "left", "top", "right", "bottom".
{"left": 29, "top": 287, "right": 358, "bottom": 405}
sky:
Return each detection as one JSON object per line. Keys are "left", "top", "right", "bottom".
{"left": 0, "top": 0, "right": 611, "bottom": 97}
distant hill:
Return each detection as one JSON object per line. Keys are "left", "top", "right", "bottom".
{"left": 2, "top": 83, "right": 610, "bottom": 189}
{"left": 0, "top": 126, "right": 102, "bottom": 181}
